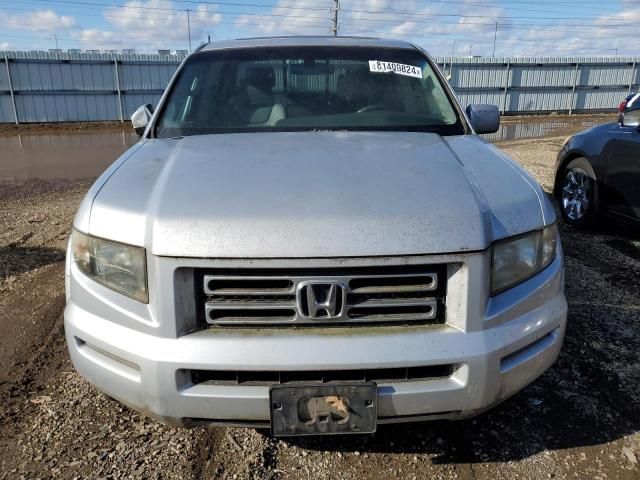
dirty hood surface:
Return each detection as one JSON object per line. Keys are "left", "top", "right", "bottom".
{"left": 86, "top": 131, "right": 549, "bottom": 258}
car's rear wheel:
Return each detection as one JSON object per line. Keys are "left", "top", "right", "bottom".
{"left": 559, "top": 157, "right": 600, "bottom": 227}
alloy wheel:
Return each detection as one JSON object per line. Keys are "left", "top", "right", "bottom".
{"left": 561, "top": 168, "right": 591, "bottom": 221}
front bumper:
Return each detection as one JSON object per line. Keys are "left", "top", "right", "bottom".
{"left": 64, "top": 252, "right": 567, "bottom": 427}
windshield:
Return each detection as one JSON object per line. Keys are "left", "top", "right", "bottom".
{"left": 155, "top": 46, "right": 464, "bottom": 137}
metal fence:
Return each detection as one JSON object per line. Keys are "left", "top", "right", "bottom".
{"left": 435, "top": 56, "right": 639, "bottom": 116}
{"left": 0, "top": 51, "right": 186, "bottom": 124}
{"left": 1, "top": 51, "right": 638, "bottom": 123}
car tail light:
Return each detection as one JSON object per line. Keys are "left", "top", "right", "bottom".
{"left": 619, "top": 100, "right": 627, "bottom": 112}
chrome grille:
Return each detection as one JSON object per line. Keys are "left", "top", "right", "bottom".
{"left": 198, "top": 266, "right": 445, "bottom": 326}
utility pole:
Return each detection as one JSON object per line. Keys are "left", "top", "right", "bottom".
{"left": 186, "top": 9, "right": 192, "bottom": 52}
{"left": 492, "top": 22, "right": 497, "bottom": 57}
{"left": 331, "top": 0, "right": 340, "bottom": 37}
{"left": 54, "top": 33, "right": 59, "bottom": 50}
{"left": 450, "top": 40, "right": 456, "bottom": 78}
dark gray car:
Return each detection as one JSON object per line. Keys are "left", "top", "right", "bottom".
{"left": 555, "top": 94, "right": 640, "bottom": 227}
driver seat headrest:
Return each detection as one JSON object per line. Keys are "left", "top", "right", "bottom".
{"left": 245, "top": 67, "right": 276, "bottom": 91}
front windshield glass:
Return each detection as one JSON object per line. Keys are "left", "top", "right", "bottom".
{"left": 155, "top": 46, "right": 463, "bottom": 137}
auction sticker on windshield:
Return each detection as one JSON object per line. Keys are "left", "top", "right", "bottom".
{"left": 369, "top": 60, "right": 422, "bottom": 79}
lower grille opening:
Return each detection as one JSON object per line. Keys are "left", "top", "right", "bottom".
{"left": 183, "top": 411, "right": 463, "bottom": 427}
{"left": 238, "top": 370, "right": 280, "bottom": 384}
{"left": 187, "top": 364, "right": 455, "bottom": 386}
{"left": 377, "top": 410, "right": 461, "bottom": 421}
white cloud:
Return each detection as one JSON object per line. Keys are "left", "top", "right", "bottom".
{"left": 1, "top": 0, "right": 639, "bottom": 56}
{"left": 0, "top": 42, "right": 10, "bottom": 50}
{"left": 69, "top": 0, "right": 222, "bottom": 50}
{"left": 338, "top": 0, "right": 638, "bottom": 57}
{"left": 495, "top": 3, "right": 640, "bottom": 58}
{"left": 0, "top": 9, "right": 75, "bottom": 32}
{"left": 389, "top": 21, "right": 417, "bottom": 36}
{"left": 235, "top": 0, "right": 329, "bottom": 35}
{"left": 595, "top": 3, "right": 640, "bottom": 23}
{"left": 337, "top": 0, "right": 503, "bottom": 56}
{"left": 75, "top": 28, "right": 115, "bottom": 44}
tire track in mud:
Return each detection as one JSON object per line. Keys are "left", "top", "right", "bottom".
{"left": 0, "top": 274, "right": 68, "bottom": 478}
{"left": 193, "top": 427, "right": 282, "bottom": 479}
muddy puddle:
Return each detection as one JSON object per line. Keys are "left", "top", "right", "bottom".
{"left": 0, "top": 117, "right": 610, "bottom": 183}
{"left": 0, "top": 130, "right": 138, "bottom": 184}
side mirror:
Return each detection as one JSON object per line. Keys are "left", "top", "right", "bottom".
{"left": 466, "top": 104, "right": 500, "bottom": 134}
{"left": 621, "top": 109, "right": 640, "bottom": 128}
{"left": 131, "top": 104, "right": 154, "bottom": 136}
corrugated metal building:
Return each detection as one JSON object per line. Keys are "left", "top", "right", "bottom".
{"left": 1, "top": 51, "right": 638, "bottom": 123}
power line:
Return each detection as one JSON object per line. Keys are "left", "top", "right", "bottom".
{"left": 339, "top": 17, "right": 639, "bottom": 31}
{"left": 23, "top": 0, "right": 330, "bottom": 13}
{"left": 0, "top": 31, "right": 193, "bottom": 48}
{"left": 339, "top": 7, "right": 635, "bottom": 22}
{"left": 11, "top": 1, "right": 334, "bottom": 25}
{"left": 339, "top": 0, "right": 640, "bottom": 6}
{"left": 3, "top": 0, "right": 640, "bottom": 56}
{"left": 3, "top": 0, "right": 636, "bottom": 33}
{"left": 3, "top": 3, "right": 332, "bottom": 29}
{"left": 341, "top": 25, "right": 631, "bottom": 48}
{"left": 8, "top": 0, "right": 640, "bottom": 47}
{"left": 19, "top": 0, "right": 640, "bottom": 24}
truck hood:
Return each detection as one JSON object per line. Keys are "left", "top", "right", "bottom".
{"left": 83, "top": 131, "right": 553, "bottom": 258}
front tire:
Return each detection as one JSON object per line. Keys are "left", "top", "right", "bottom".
{"left": 558, "top": 157, "right": 600, "bottom": 228}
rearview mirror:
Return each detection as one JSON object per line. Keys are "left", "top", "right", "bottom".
{"left": 466, "top": 104, "right": 500, "bottom": 134}
{"left": 131, "top": 104, "right": 154, "bottom": 136}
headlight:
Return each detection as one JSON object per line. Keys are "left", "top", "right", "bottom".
{"left": 71, "top": 229, "right": 148, "bottom": 303}
{"left": 491, "top": 224, "right": 558, "bottom": 296}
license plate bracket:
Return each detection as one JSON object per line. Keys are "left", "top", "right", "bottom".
{"left": 269, "top": 383, "right": 377, "bottom": 437}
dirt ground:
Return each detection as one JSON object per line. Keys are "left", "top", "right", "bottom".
{"left": 0, "top": 123, "right": 639, "bottom": 479}
{"left": 0, "top": 122, "right": 129, "bottom": 137}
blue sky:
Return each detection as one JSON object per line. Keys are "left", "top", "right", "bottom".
{"left": 0, "top": 0, "right": 638, "bottom": 56}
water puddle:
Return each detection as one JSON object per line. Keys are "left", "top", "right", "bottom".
{"left": 0, "top": 130, "right": 138, "bottom": 184}
{"left": 0, "top": 119, "right": 608, "bottom": 183}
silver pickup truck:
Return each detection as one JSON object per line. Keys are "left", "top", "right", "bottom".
{"left": 65, "top": 36, "right": 567, "bottom": 436}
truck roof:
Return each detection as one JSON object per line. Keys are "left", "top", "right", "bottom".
{"left": 197, "top": 36, "right": 418, "bottom": 52}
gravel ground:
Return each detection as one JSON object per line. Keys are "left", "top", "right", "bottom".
{"left": 0, "top": 125, "right": 639, "bottom": 479}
